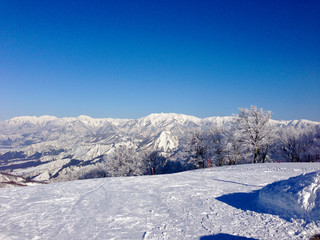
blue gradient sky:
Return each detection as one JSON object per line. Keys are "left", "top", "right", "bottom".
{"left": 1, "top": 1, "right": 319, "bottom": 121}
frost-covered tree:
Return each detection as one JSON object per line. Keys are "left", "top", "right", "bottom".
{"left": 223, "top": 125, "right": 245, "bottom": 165}
{"left": 187, "top": 128, "right": 227, "bottom": 168}
{"left": 207, "top": 127, "right": 225, "bottom": 166}
{"left": 234, "top": 106, "right": 275, "bottom": 163}
{"left": 278, "top": 126, "right": 319, "bottom": 162}
{"left": 103, "top": 145, "right": 144, "bottom": 177}
{"left": 278, "top": 127, "right": 304, "bottom": 162}
{"left": 143, "top": 150, "right": 166, "bottom": 175}
{"left": 80, "top": 162, "right": 108, "bottom": 179}
{"left": 187, "top": 130, "right": 207, "bottom": 169}
{"left": 311, "top": 126, "right": 320, "bottom": 161}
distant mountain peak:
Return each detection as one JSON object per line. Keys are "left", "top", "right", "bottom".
{"left": 9, "top": 115, "right": 58, "bottom": 124}
{"left": 0, "top": 113, "right": 319, "bottom": 183}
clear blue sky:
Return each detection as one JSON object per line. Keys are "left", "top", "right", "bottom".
{"left": 1, "top": 0, "right": 319, "bottom": 121}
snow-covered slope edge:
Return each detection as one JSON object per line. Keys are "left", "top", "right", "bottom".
{"left": 0, "top": 163, "right": 320, "bottom": 240}
{"left": 259, "top": 170, "right": 320, "bottom": 221}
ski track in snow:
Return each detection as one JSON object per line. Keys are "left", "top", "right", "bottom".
{"left": 0, "top": 163, "right": 320, "bottom": 240}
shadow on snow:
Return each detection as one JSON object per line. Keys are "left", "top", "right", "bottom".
{"left": 200, "top": 233, "right": 258, "bottom": 240}
{"left": 210, "top": 177, "right": 260, "bottom": 188}
{"left": 216, "top": 190, "right": 303, "bottom": 222}
{"left": 216, "top": 190, "right": 260, "bottom": 213}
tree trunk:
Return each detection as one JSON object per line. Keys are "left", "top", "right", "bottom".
{"left": 253, "top": 147, "right": 258, "bottom": 163}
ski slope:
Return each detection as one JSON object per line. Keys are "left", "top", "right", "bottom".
{"left": 0, "top": 163, "right": 320, "bottom": 240}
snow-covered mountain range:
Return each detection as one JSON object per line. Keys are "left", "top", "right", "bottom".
{"left": 0, "top": 113, "right": 319, "bottom": 182}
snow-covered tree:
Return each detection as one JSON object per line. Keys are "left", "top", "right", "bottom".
{"left": 187, "top": 127, "right": 227, "bottom": 168}
{"left": 143, "top": 150, "right": 166, "bottom": 175}
{"left": 223, "top": 125, "right": 246, "bottom": 165}
{"left": 103, "top": 145, "right": 144, "bottom": 177}
{"left": 187, "top": 130, "right": 207, "bottom": 169}
{"left": 79, "top": 163, "right": 108, "bottom": 179}
{"left": 278, "top": 127, "right": 304, "bottom": 162}
{"left": 278, "top": 126, "right": 319, "bottom": 162}
{"left": 234, "top": 106, "right": 275, "bottom": 163}
{"left": 311, "top": 126, "right": 320, "bottom": 161}
{"left": 207, "top": 127, "right": 225, "bottom": 166}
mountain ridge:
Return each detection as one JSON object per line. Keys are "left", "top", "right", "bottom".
{"left": 4, "top": 114, "right": 320, "bottom": 131}
{"left": 0, "top": 113, "right": 319, "bottom": 183}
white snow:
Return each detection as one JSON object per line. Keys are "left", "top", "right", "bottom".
{"left": 0, "top": 172, "right": 44, "bottom": 188}
{"left": 138, "top": 113, "right": 201, "bottom": 126}
{"left": 1, "top": 113, "right": 320, "bottom": 183}
{"left": 0, "top": 163, "right": 320, "bottom": 240}
{"left": 153, "top": 131, "right": 179, "bottom": 152}
{"left": 9, "top": 115, "right": 58, "bottom": 124}
{"left": 259, "top": 170, "right": 320, "bottom": 221}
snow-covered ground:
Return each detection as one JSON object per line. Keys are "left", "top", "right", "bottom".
{"left": 0, "top": 163, "right": 320, "bottom": 240}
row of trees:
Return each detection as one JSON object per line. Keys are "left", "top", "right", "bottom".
{"left": 81, "top": 106, "right": 320, "bottom": 179}
{"left": 187, "top": 106, "right": 320, "bottom": 169}
{"left": 81, "top": 146, "right": 182, "bottom": 179}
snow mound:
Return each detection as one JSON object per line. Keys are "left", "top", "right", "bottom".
{"left": 258, "top": 171, "right": 320, "bottom": 220}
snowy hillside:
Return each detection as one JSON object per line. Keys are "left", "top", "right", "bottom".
{"left": 0, "top": 172, "right": 45, "bottom": 188}
{"left": 0, "top": 113, "right": 319, "bottom": 183}
{"left": 0, "top": 163, "right": 319, "bottom": 240}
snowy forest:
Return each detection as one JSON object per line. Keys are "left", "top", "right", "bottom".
{"left": 82, "top": 106, "right": 320, "bottom": 179}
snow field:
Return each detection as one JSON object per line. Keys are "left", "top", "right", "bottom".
{"left": 0, "top": 163, "right": 319, "bottom": 240}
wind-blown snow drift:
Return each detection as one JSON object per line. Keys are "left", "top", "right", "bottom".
{"left": 259, "top": 171, "right": 320, "bottom": 221}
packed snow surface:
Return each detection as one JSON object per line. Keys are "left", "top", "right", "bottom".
{"left": 1, "top": 163, "right": 320, "bottom": 240}
{"left": 259, "top": 170, "right": 320, "bottom": 221}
